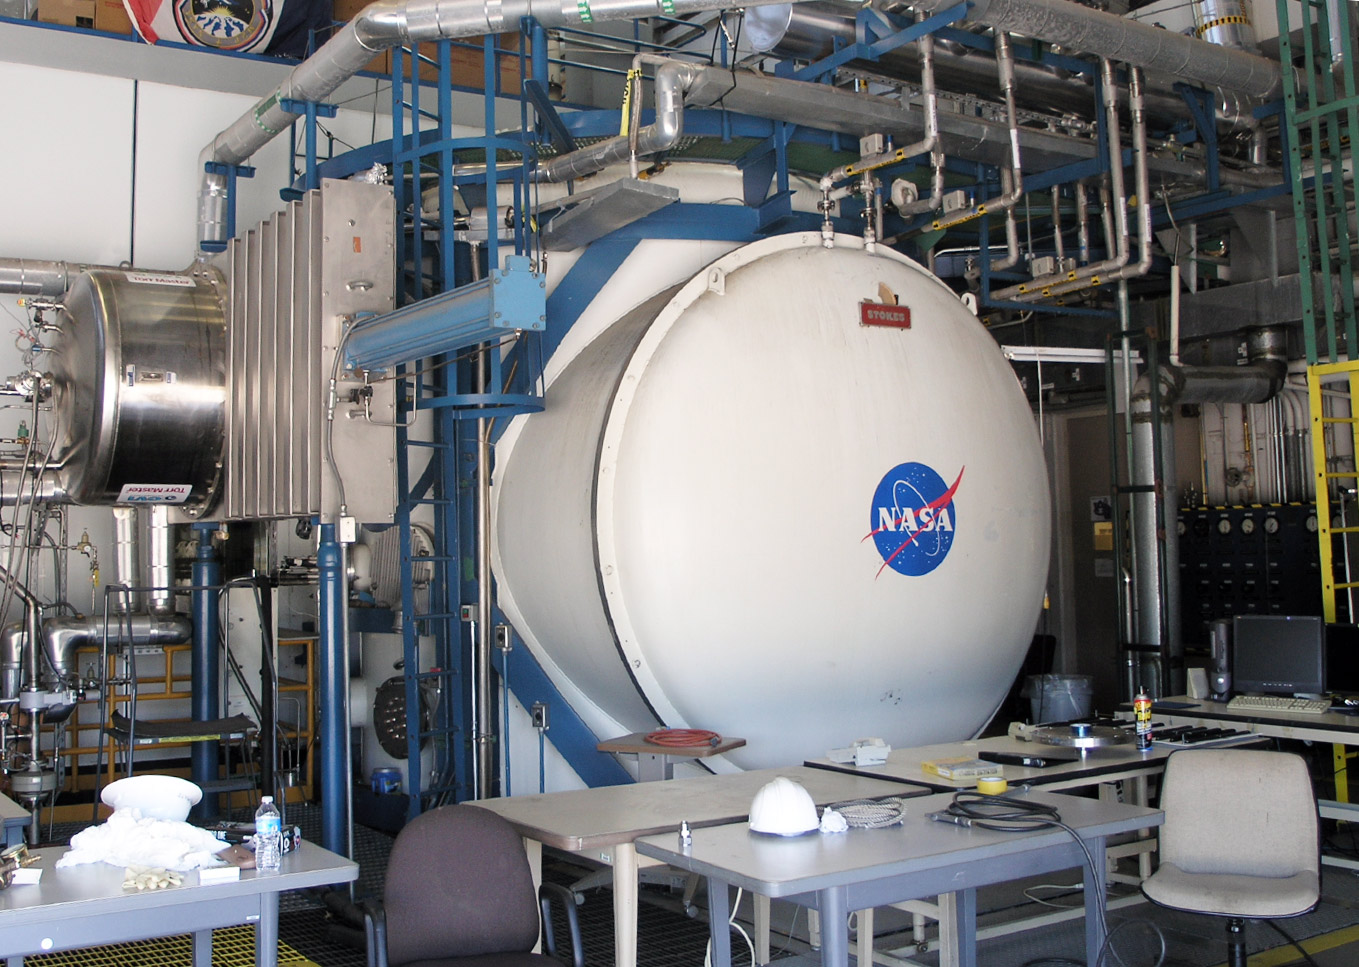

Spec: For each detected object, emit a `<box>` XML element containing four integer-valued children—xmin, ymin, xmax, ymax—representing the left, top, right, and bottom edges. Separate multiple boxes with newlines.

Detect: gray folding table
<box><xmin>0</xmin><ymin>841</ymin><xmax>357</xmax><ymax>967</ymax></box>
<box><xmin>637</xmin><ymin>789</ymin><xmax>1163</xmax><ymax>967</ymax></box>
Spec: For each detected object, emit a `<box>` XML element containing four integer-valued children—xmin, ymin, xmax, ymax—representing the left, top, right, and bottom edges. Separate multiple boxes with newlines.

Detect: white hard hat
<box><xmin>748</xmin><ymin>776</ymin><xmax>820</xmax><ymax>836</ymax></box>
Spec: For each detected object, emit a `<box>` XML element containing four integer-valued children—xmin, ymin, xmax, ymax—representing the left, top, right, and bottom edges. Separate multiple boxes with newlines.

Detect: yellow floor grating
<box><xmin>21</xmin><ymin>925</ymin><xmax>319</xmax><ymax>967</ymax></box>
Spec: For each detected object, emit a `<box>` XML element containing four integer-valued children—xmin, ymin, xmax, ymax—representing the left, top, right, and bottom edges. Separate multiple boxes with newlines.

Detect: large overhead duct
<box><xmin>903</xmin><ymin>0</ymin><xmax>1285</xmax><ymax>100</ymax></box>
<box><xmin>744</xmin><ymin>2</ymin><xmax>1252</xmax><ymax>127</ymax></box>
<box><xmin>196</xmin><ymin>0</ymin><xmax>805</xmax><ymax>250</ymax></box>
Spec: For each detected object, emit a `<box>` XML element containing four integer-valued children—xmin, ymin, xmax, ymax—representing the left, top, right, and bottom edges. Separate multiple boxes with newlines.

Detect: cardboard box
<box><xmin>93</xmin><ymin>0</ymin><xmax>131</xmax><ymax>34</ymax></box>
<box><xmin>38</xmin><ymin>0</ymin><xmax>94</xmax><ymax>28</ymax></box>
<box><xmin>397</xmin><ymin>37</ymin><xmax>522</xmax><ymax>95</ymax></box>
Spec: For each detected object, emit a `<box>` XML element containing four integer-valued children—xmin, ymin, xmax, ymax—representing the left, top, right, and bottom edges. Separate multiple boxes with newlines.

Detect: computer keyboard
<box><xmin>1226</xmin><ymin>694</ymin><xmax>1331</xmax><ymax>715</ymax></box>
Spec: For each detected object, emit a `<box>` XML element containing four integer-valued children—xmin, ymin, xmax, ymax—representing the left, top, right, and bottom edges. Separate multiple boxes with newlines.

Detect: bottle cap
<box><xmin>261</xmin><ymin>796</ymin><xmax>273</xmax><ymax>803</ymax></box>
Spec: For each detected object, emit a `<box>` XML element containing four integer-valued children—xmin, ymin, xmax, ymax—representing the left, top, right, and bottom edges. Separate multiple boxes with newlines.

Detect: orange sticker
<box><xmin>353</xmin><ymin>236</ymin><xmax>362</xmax><ymax>253</ymax></box>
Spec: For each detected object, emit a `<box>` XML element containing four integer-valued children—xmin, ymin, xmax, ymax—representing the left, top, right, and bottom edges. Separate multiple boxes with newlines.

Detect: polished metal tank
<box><xmin>493</xmin><ymin>232</ymin><xmax>1052</xmax><ymax>771</ymax></box>
<box><xmin>51</xmin><ymin>268</ymin><xmax>227</xmax><ymax>511</ymax></box>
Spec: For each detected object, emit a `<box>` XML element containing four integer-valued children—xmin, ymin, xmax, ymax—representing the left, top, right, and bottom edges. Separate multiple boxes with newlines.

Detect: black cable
<box><xmin>938</xmin><ymin>792</ymin><xmax>1167</xmax><ymax>967</ymax></box>
<box><xmin>1265</xmin><ymin>919</ymin><xmax>1323</xmax><ymax>967</ymax></box>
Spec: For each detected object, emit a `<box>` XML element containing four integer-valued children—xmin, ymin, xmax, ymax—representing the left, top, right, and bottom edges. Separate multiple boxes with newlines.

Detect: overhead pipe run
<box><xmin>195</xmin><ymin>0</ymin><xmax>804</xmax><ymax>249</ymax></box>
<box><xmin>747</xmin><ymin>2</ymin><xmax>1258</xmax><ymax>129</ymax></box>
<box><xmin>929</xmin><ymin>31</ymin><xmax>1023</xmax><ymax>233</ymax></box>
<box><xmin>901</xmin><ymin>0</ymin><xmax>1286</xmax><ymax>101</ymax></box>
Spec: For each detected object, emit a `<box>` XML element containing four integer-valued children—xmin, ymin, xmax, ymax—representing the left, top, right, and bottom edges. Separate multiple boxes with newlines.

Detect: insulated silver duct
<box><xmin>1129</xmin><ymin>326</ymin><xmax>1286</xmax><ymax>695</ymax></box>
<box><xmin>147</xmin><ymin>505</ymin><xmax>174</xmax><ymax>616</ymax></box>
<box><xmin>196</xmin><ymin>0</ymin><xmax>803</xmax><ymax>249</ymax></box>
<box><xmin>112</xmin><ymin>507</ymin><xmax>140</xmax><ymax>614</ymax></box>
<box><xmin>537</xmin><ymin>57</ymin><xmax>700</xmax><ymax>182</ymax></box>
<box><xmin>904</xmin><ymin>0</ymin><xmax>1285</xmax><ymax>100</ymax></box>
<box><xmin>0</xmin><ymin>259</ymin><xmax>106</xmax><ymax>297</ymax></box>
<box><xmin>42</xmin><ymin>612</ymin><xmax>193</xmax><ymax>681</ymax></box>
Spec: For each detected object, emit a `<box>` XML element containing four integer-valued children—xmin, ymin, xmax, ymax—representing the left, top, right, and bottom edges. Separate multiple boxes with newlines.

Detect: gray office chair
<box><xmin>1141</xmin><ymin>748</ymin><xmax>1320</xmax><ymax>967</ymax></box>
<box><xmin>363</xmin><ymin>804</ymin><xmax>583</xmax><ymax>967</ymax></box>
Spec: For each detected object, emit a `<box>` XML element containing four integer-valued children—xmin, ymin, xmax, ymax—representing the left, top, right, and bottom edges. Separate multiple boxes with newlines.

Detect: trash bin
<box><xmin>1023</xmin><ymin>674</ymin><xmax>1094</xmax><ymax>724</ymax></box>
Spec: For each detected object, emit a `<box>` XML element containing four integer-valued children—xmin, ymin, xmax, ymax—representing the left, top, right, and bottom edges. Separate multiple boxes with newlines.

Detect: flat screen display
<box><xmin>1232</xmin><ymin>615</ymin><xmax>1326</xmax><ymax>697</ymax></box>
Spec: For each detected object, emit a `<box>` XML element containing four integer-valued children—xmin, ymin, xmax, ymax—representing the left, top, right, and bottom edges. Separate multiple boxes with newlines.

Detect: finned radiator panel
<box><xmin>224</xmin><ymin>180</ymin><xmax>397</xmax><ymax>523</ymax></box>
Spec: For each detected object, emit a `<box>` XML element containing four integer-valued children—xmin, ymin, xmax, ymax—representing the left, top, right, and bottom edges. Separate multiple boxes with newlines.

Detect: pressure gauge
<box><xmin>1240</xmin><ymin>518</ymin><xmax>1256</xmax><ymax>535</ymax></box>
<box><xmin>1307</xmin><ymin>515</ymin><xmax>1319</xmax><ymax>533</ymax></box>
<box><xmin>1217</xmin><ymin>519</ymin><xmax>1233</xmax><ymax>535</ymax></box>
<box><xmin>1264</xmin><ymin>516</ymin><xmax>1281</xmax><ymax>535</ymax></box>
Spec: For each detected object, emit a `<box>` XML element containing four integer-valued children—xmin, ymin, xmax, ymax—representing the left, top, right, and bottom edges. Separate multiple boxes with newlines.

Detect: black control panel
<box><xmin>1177</xmin><ymin>503</ymin><xmax>1339</xmax><ymax>649</ymax></box>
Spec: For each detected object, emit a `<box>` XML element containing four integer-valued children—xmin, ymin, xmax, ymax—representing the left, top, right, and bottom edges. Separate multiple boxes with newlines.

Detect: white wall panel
<box><xmin>0</xmin><ymin>62</ymin><xmax>134</xmax><ymax>266</ymax></box>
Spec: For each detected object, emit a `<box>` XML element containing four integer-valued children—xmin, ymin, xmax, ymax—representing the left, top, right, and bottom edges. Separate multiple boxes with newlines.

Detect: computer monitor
<box><xmin>1232</xmin><ymin>615</ymin><xmax>1327</xmax><ymax>698</ymax></box>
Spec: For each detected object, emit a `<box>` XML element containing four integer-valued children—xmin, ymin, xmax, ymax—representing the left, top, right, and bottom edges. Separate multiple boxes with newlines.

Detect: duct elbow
<box><xmin>352</xmin><ymin>0</ymin><xmax>412</xmax><ymax>48</ymax></box>
<box><xmin>1246</xmin><ymin>326</ymin><xmax>1288</xmax><ymax>398</ymax></box>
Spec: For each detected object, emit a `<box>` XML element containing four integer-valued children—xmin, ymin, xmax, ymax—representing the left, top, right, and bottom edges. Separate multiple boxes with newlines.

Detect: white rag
<box><xmin>57</xmin><ymin>809</ymin><xmax>227</xmax><ymax>872</ymax></box>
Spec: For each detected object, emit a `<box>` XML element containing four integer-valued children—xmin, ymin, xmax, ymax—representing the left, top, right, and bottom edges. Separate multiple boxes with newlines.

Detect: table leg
<box><xmin>936</xmin><ymin>893</ymin><xmax>960</xmax><ymax>967</ymax></box>
<box><xmin>953</xmin><ymin>890</ymin><xmax>977</xmax><ymax>967</ymax></box>
<box><xmin>193</xmin><ymin>929</ymin><xmax>212</xmax><ymax>967</ymax></box>
<box><xmin>818</xmin><ymin>887</ymin><xmax>849</xmax><ymax>967</ymax></box>
<box><xmin>256</xmin><ymin>892</ymin><xmax>280</xmax><ymax>967</ymax></box>
<box><xmin>856</xmin><ymin>907</ymin><xmax>874</xmax><ymax>967</ymax></box>
<box><xmin>708</xmin><ymin>878</ymin><xmax>733</xmax><ymax>967</ymax></box>
<box><xmin>754</xmin><ymin>893</ymin><xmax>771</xmax><ymax>964</ymax></box>
<box><xmin>1083</xmin><ymin>836</ymin><xmax>1108</xmax><ymax>964</ymax></box>
<box><xmin>613</xmin><ymin>841</ymin><xmax>640</xmax><ymax>967</ymax></box>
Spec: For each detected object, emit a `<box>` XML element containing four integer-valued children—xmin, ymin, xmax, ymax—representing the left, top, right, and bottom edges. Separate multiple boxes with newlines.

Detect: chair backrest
<box><xmin>1158</xmin><ymin>748</ymin><xmax>1318</xmax><ymax>879</ymax></box>
<box><xmin>383</xmin><ymin>804</ymin><xmax>540</xmax><ymax>967</ymax></box>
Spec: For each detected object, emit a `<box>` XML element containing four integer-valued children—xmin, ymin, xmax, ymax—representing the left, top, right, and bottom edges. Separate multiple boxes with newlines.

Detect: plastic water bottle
<box><xmin>254</xmin><ymin>796</ymin><xmax>282</xmax><ymax>874</ymax></box>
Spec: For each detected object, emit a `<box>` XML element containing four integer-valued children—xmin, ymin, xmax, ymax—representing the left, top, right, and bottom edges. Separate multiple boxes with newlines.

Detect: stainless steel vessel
<box><xmin>51</xmin><ymin>268</ymin><xmax>227</xmax><ymax>511</ymax></box>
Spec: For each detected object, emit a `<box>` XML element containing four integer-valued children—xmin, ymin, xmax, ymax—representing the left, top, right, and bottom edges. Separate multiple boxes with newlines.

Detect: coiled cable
<box><xmin>827</xmin><ymin>797</ymin><xmax>910</xmax><ymax>828</ymax></box>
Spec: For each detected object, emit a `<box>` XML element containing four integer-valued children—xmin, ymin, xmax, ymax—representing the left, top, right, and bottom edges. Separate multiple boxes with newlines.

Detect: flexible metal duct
<box><xmin>196</xmin><ymin>0</ymin><xmax>804</xmax><ymax>249</ymax></box>
<box><xmin>1129</xmin><ymin>326</ymin><xmax>1286</xmax><ymax>696</ymax></box>
<box><xmin>903</xmin><ymin>0</ymin><xmax>1284</xmax><ymax>100</ymax></box>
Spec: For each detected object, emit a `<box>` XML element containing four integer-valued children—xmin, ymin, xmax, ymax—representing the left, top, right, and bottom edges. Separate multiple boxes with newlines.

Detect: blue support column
<box><xmin>190</xmin><ymin>523</ymin><xmax>220</xmax><ymax>819</ymax></box>
<box><xmin>317</xmin><ymin>522</ymin><xmax>350</xmax><ymax>856</ymax></box>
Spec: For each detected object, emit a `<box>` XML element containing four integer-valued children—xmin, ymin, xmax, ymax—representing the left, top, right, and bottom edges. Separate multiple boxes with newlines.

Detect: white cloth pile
<box><xmin>57</xmin><ymin>809</ymin><xmax>227</xmax><ymax>872</ymax></box>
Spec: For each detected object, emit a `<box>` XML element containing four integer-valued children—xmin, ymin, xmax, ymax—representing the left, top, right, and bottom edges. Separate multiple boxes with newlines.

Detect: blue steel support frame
<box><xmin>190</xmin><ymin>523</ymin><xmax>221</xmax><ymax>820</ymax></box>
<box><xmin>281</xmin><ymin>97</ymin><xmax>339</xmax><ymax>194</ymax></box>
<box><xmin>317</xmin><ymin>522</ymin><xmax>349</xmax><ymax>855</ymax></box>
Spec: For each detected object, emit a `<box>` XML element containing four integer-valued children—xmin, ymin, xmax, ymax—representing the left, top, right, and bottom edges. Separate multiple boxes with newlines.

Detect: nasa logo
<box><xmin>176</xmin><ymin>0</ymin><xmax>271</xmax><ymax>50</ymax></box>
<box><xmin>865</xmin><ymin>462</ymin><xmax>964</xmax><ymax>577</ymax></box>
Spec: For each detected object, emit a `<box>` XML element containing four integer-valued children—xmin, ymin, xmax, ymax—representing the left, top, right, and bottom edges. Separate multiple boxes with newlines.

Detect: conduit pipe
<box><xmin>1129</xmin><ymin>326</ymin><xmax>1287</xmax><ymax>694</ymax></box>
<box><xmin>1038</xmin><ymin>65</ymin><xmax>1153</xmax><ymax>298</ymax></box>
<box><xmin>822</xmin><ymin>20</ymin><xmax>942</xmax><ymax>210</ymax></box>
<box><xmin>930</xmin><ymin>31</ymin><xmax>1023</xmax><ymax>233</ymax></box>
<box><xmin>1075</xmin><ymin>180</ymin><xmax>1090</xmax><ymax>263</ymax></box>
<box><xmin>995</xmin><ymin>59</ymin><xmax>1129</xmax><ymax>301</ymax></box>
<box><xmin>901</xmin><ymin>0</ymin><xmax>1286</xmax><ymax>101</ymax></box>
<box><xmin>196</xmin><ymin>0</ymin><xmax>801</xmax><ymax>248</ymax></box>
<box><xmin>897</xmin><ymin>28</ymin><xmax>944</xmax><ymax>216</ymax></box>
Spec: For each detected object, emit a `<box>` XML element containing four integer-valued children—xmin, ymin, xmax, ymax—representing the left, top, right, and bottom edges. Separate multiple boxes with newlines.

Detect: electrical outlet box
<box><xmin>495</xmin><ymin>624</ymin><xmax>511</xmax><ymax>651</ymax></box>
<box><xmin>941</xmin><ymin>190</ymin><xmax>968</xmax><ymax>214</ymax></box>
<box><xmin>859</xmin><ymin>133</ymin><xmax>886</xmax><ymax>157</ymax></box>
<box><xmin>460</xmin><ymin>604</ymin><xmax>477</xmax><ymax>622</ymax></box>
<box><xmin>531</xmin><ymin>702</ymin><xmax>549</xmax><ymax>730</ymax></box>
